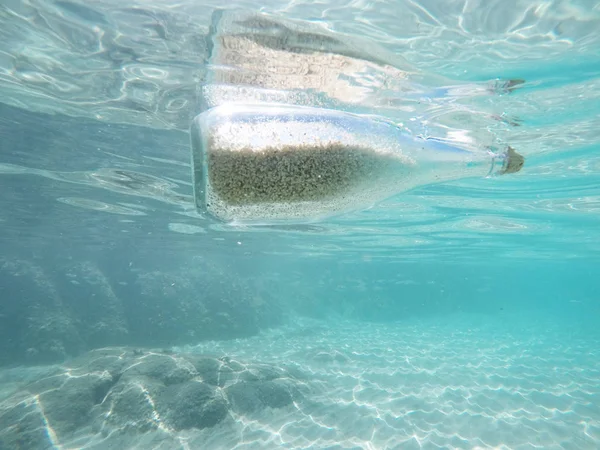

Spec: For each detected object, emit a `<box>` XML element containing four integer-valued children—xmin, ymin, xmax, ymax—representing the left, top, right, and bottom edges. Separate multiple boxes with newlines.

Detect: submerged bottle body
<box><xmin>190</xmin><ymin>103</ymin><xmax>519</xmax><ymax>225</ymax></box>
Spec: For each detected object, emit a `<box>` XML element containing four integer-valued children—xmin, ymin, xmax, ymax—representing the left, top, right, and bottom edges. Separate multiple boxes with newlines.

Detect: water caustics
<box><xmin>0</xmin><ymin>1</ymin><xmax>599</xmax><ymax>260</ymax></box>
<box><xmin>1</xmin><ymin>2</ymin><xmax>600</xmax><ymax>450</ymax></box>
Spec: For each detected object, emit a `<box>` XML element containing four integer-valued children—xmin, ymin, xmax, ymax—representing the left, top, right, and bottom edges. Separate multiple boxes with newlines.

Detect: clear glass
<box><xmin>191</xmin><ymin>103</ymin><xmax>512</xmax><ymax>224</ymax></box>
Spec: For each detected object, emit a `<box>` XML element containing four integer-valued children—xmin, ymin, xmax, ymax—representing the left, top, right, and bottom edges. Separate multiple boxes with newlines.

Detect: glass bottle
<box><xmin>190</xmin><ymin>103</ymin><xmax>524</xmax><ymax>225</ymax></box>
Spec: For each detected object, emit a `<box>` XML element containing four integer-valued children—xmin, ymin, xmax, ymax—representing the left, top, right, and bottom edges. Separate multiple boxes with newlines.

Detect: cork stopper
<box><xmin>501</xmin><ymin>146</ymin><xmax>525</xmax><ymax>174</ymax></box>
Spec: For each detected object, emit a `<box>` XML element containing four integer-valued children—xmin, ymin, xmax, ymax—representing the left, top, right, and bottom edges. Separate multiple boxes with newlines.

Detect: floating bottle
<box><xmin>190</xmin><ymin>103</ymin><xmax>524</xmax><ymax>225</ymax></box>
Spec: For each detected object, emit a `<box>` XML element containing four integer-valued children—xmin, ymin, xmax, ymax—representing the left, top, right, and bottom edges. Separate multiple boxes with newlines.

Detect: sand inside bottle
<box><xmin>195</xmin><ymin>115</ymin><xmax>416</xmax><ymax>223</ymax></box>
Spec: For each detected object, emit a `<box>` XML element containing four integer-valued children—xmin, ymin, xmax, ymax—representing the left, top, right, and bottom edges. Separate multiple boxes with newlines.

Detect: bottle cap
<box><xmin>500</xmin><ymin>146</ymin><xmax>525</xmax><ymax>174</ymax></box>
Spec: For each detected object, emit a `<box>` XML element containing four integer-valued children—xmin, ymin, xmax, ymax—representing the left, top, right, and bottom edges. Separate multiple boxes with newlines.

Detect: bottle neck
<box><xmin>403</xmin><ymin>143</ymin><xmax>523</xmax><ymax>188</ymax></box>
<box><xmin>411</xmin><ymin>136</ymin><xmax>518</xmax><ymax>178</ymax></box>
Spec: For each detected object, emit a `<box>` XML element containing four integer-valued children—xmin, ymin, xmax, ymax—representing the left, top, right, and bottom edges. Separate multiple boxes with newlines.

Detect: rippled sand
<box><xmin>180</xmin><ymin>313</ymin><xmax>600</xmax><ymax>449</ymax></box>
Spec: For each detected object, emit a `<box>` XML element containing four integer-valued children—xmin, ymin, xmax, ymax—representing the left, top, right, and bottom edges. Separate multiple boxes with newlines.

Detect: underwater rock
<box><xmin>0</xmin><ymin>258</ymin><xmax>84</xmax><ymax>366</ymax></box>
<box><xmin>0</xmin><ymin>347</ymin><xmax>304</xmax><ymax>448</ymax></box>
<box><xmin>0</xmin><ymin>394</ymin><xmax>57</xmax><ymax>450</ymax></box>
<box><xmin>0</xmin><ymin>258</ymin><xmax>129</xmax><ymax>366</ymax></box>
<box><xmin>118</xmin><ymin>352</ymin><xmax>198</xmax><ymax>386</ymax></box>
<box><xmin>125</xmin><ymin>257</ymin><xmax>282</xmax><ymax>346</ymax></box>
<box><xmin>28</xmin><ymin>370</ymin><xmax>116</xmax><ymax>436</ymax></box>
<box><xmin>56</xmin><ymin>261</ymin><xmax>129</xmax><ymax>348</ymax></box>
<box><xmin>0</xmin><ymin>362</ymin><xmax>117</xmax><ymax>449</ymax></box>
<box><xmin>158</xmin><ymin>381</ymin><xmax>228</xmax><ymax>430</ymax></box>
<box><xmin>100</xmin><ymin>374</ymin><xmax>165</xmax><ymax>433</ymax></box>
<box><xmin>186</xmin><ymin>355</ymin><xmax>223</xmax><ymax>386</ymax></box>
<box><xmin>0</xmin><ymin>253</ymin><xmax>281</xmax><ymax>366</ymax></box>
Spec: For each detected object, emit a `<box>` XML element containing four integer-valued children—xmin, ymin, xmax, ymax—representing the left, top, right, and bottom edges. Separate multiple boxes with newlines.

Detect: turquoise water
<box><xmin>0</xmin><ymin>1</ymin><xmax>599</xmax><ymax>449</ymax></box>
